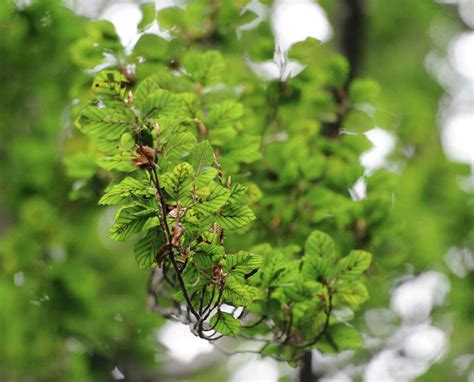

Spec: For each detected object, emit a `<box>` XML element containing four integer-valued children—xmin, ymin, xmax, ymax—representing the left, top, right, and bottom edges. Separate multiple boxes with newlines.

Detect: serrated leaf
<box><xmin>97</xmin><ymin>152</ymin><xmax>137</xmax><ymax>172</ymax></box>
<box><xmin>183</xmin><ymin>51</ymin><xmax>225</xmax><ymax>86</ymax></box>
<box><xmin>193</xmin><ymin>184</ymin><xmax>230</xmax><ymax>215</ymax></box>
<box><xmin>304</xmin><ymin>230</ymin><xmax>336</xmax><ymax>261</ymax></box>
<box><xmin>210</xmin><ymin>312</ymin><xmax>240</xmax><ymax>336</ymax></box>
<box><xmin>163</xmin><ymin>132</ymin><xmax>196</xmax><ymax>164</ymax></box>
<box><xmin>161</xmin><ymin>162</ymin><xmax>194</xmax><ymax>202</ymax></box>
<box><xmin>336</xmin><ymin>250</ymin><xmax>372</xmax><ymax>277</ymax></box>
<box><xmin>224</xmin><ymin>135</ymin><xmax>262</xmax><ymax>164</ymax></box>
<box><xmin>335</xmin><ymin>282</ymin><xmax>369</xmax><ymax>308</ymax></box>
<box><xmin>109</xmin><ymin>205</ymin><xmax>155</xmax><ymax>241</ymax></box>
<box><xmin>301</xmin><ymin>256</ymin><xmax>332</xmax><ymax>280</ymax></box>
<box><xmin>134</xmin><ymin>76</ymin><xmax>160</xmax><ymax>107</ymax></box>
<box><xmin>134</xmin><ymin>228</ymin><xmax>165</xmax><ymax>269</ymax></box>
<box><xmin>190</xmin><ymin>140</ymin><xmax>214</xmax><ymax>176</ymax></box>
<box><xmin>80</xmin><ymin>106</ymin><xmax>135</xmax><ymax>140</ymax></box>
<box><xmin>207</xmin><ymin>101</ymin><xmax>243</xmax><ymax>129</ymax></box>
<box><xmin>141</xmin><ymin>89</ymin><xmax>182</xmax><ymax>119</ymax></box>
<box><xmin>223</xmin><ymin>275</ymin><xmax>261</xmax><ymax>306</ymax></box>
<box><xmin>317</xmin><ymin>325</ymin><xmax>363</xmax><ymax>353</ymax></box>
<box><xmin>194</xmin><ymin>243</ymin><xmax>225</xmax><ymax>269</ymax></box>
<box><xmin>91</xmin><ymin>70</ymin><xmax>128</xmax><ymax>98</ymax></box>
<box><xmin>225</xmin><ymin>251</ymin><xmax>262</xmax><ymax>276</ymax></box>
<box><xmin>216</xmin><ymin>204</ymin><xmax>256</xmax><ymax>230</ymax></box>
<box><xmin>99</xmin><ymin>177</ymin><xmax>153</xmax><ymax>205</ymax></box>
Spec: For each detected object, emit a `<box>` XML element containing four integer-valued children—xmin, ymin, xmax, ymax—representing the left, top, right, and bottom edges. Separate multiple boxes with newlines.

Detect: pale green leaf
<box><xmin>210</xmin><ymin>312</ymin><xmax>240</xmax><ymax>336</ymax></box>
<box><xmin>99</xmin><ymin>177</ymin><xmax>153</xmax><ymax>205</ymax></box>
<box><xmin>225</xmin><ymin>251</ymin><xmax>262</xmax><ymax>276</ymax></box>
<box><xmin>336</xmin><ymin>250</ymin><xmax>372</xmax><ymax>277</ymax></box>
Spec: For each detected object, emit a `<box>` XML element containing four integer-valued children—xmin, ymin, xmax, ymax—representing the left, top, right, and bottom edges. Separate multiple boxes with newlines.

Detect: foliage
<box><xmin>74</xmin><ymin>47</ymin><xmax>372</xmax><ymax>359</ymax></box>
<box><xmin>1</xmin><ymin>0</ymin><xmax>472</xmax><ymax>381</ymax></box>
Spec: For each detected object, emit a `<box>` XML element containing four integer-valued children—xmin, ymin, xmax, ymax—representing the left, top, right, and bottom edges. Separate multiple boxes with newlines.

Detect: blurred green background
<box><xmin>0</xmin><ymin>0</ymin><xmax>472</xmax><ymax>381</ymax></box>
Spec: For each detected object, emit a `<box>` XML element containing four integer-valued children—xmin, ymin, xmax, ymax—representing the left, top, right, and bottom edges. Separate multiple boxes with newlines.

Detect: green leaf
<box><xmin>80</xmin><ymin>106</ymin><xmax>135</xmax><ymax>140</ymax></box>
<box><xmin>336</xmin><ymin>250</ymin><xmax>372</xmax><ymax>277</ymax></box>
<box><xmin>138</xmin><ymin>3</ymin><xmax>157</xmax><ymax>31</ymax></box>
<box><xmin>97</xmin><ymin>152</ymin><xmax>137</xmax><ymax>172</ymax></box>
<box><xmin>335</xmin><ymin>282</ymin><xmax>369</xmax><ymax>308</ymax></box>
<box><xmin>141</xmin><ymin>89</ymin><xmax>182</xmax><ymax>119</ymax></box>
<box><xmin>301</xmin><ymin>257</ymin><xmax>332</xmax><ymax>280</ymax></box>
<box><xmin>216</xmin><ymin>204</ymin><xmax>256</xmax><ymax>230</ymax></box>
<box><xmin>109</xmin><ymin>205</ymin><xmax>155</xmax><ymax>241</ymax></box>
<box><xmin>207</xmin><ymin>101</ymin><xmax>243</xmax><ymax>129</ymax></box>
<box><xmin>349</xmin><ymin>78</ymin><xmax>380</xmax><ymax>104</ymax></box>
<box><xmin>99</xmin><ymin>177</ymin><xmax>153</xmax><ymax>206</ymax></box>
<box><xmin>223</xmin><ymin>275</ymin><xmax>261</xmax><ymax>306</ymax></box>
<box><xmin>225</xmin><ymin>251</ymin><xmax>262</xmax><ymax>276</ymax></box>
<box><xmin>91</xmin><ymin>70</ymin><xmax>128</xmax><ymax>98</ymax></box>
<box><xmin>194</xmin><ymin>243</ymin><xmax>225</xmax><ymax>269</ymax></box>
<box><xmin>134</xmin><ymin>76</ymin><xmax>160</xmax><ymax>107</ymax></box>
<box><xmin>161</xmin><ymin>162</ymin><xmax>194</xmax><ymax>201</ymax></box>
<box><xmin>163</xmin><ymin>132</ymin><xmax>196</xmax><ymax>164</ymax></box>
<box><xmin>317</xmin><ymin>325</ymin><xmax>363</xmax><ymax>353</ymax></box>
<box><xmin>223</xmin><ymin>135</ymin><xmax>262</xmax><ymax>164</ymax></box>
<box><xmin>304</xmin><ymin>230</ymin><xmax>336</xmax><ymax>260</ymax></box>
<box><xmin>210</xmin><ymin>312</ymin><xmax>240</xmax><ymax>336</ymax></box>
<box><xmin>193</xmin><ymin>184</ymin><xmax>230</xmax><ymax>215</ymax></box>
<box><xmin>190</xmin><ymin>140</ymin><xmax>214</xmax><ymax>176</ymax></box>
<box><xmin>183</xmin><ymin>51</ymin><xmax>225</xmax><ymax>86</ymax></box>
<box><xmin>134</xmin><ymin>229</ymin><xmax>165</xmax><ymax>269</ymax></box>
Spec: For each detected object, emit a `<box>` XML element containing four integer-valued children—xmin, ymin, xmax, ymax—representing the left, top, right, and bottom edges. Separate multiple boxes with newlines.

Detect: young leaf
<box><xmin>99</xmin><ymin>177</ymin><xmax>153</xmax><ymax>205</ymax></box>
<box><xmin>140</xmin><ymin>89</ymin><xmax>182</xmax><ymax>119</ymax></box>
<box><xmin>223</xmin><ymin>275</ymin><xmax>261</xmax><ymax>306</ymax></box>
<box><xmin>162</xmin><ymin>132</ymin><xmax>196</xmax><ymax>164</ymax></box>
<box><xmin>134</xmin><ymin>228</ymin><xmax>165</xmax><ymax>269</ymax></box>
<box><xmin>207</xmin><ymin>101</ymin><xmax>244</xmax><ymax>129</ymax></box>
<box><xmin>336</xmin><ymin>250</ymin><xmax>372</xmax><ymax>277</ymax></box>
<box><xmin>301</xmin><ymin>257</ymin><xmax>332</xmax><ymax>280</ymax></box>
<box><xmin>109</xmin><ymin>205</ymin><xmax>155</xmax><ymax>241</ymax></box>
<box><xmin>194</xmin><ymin>243</ymin><xmax>225</xmax><ymax>270</ymax></box>
<box><xmin>134</xmin><ymin>76</ymin><xmax>160</xmax><ymax>107</ymax></box>
<box><xmin>97</xmin><ymin>152</ymin><xmax>137</xmax><ymax>172</ymax></box>
<box><xmin>183</xmin><ymin>51</ymin><xmax>225</xmax><ymax>86</ymax></box>
<box><xmin>161</xmin><ymin>162</ymin><xmax>194</xmax><ymax>201</ymax></box>
<box><xmin>304</xmin><ymin>230</ymin><xmax>336</xmax><ymax>261</ymax></box>
<box><xmin>335</xmin><ymin>282</ymin><xmax>369</xmax><ymax>308</ymax></box>
<box><xmin>210</xmin><ymin>312</ymin><xmax>240</xmax><ymax>336</ymax></box>
<box><xmin>193</xmin><ymin>184</ymin><xmax>230</xmax><ymax>215</ymax></box>
<box><xmin>216</xmin><ymin>204</ymin><xmax>256</xmax><ymax>230</ymax></box>
<box><xmin>225</xmin><ymin>251</ymin><xmax>262</xmax><ymax>276</ymax></box>
<box><xmin>80</xmin><ymin>106</ymin><xmax>135</xmax><ymax>140</ymax></box>
<box><xmin>190</xmin><ymin>140</ymin><xmax>214</xmax><ymax>176</ymax></box>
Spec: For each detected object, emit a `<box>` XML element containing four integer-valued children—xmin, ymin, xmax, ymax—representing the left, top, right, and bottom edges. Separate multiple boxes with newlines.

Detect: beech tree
<box><xmin>0</xmin><ymin>1</ymin><xmax>472</xmax><ymax>381</ymax></box>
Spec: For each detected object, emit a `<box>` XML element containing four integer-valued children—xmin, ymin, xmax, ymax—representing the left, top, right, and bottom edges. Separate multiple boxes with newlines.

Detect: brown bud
<box><xmin>132</xmin><ymin>145</ymin><xmax>156</xmax><ymax>168</ymax></box>
<box><xmin>171</xmin><ymin>223</ymin><xmax>185</xmax><ymax>247</ymax></box>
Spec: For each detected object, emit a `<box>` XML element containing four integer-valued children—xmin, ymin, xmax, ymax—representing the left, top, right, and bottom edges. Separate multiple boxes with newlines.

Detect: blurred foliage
<box><xmin>0</xmin><ymin>0</ymin><xmax>472</xmax><ymax>381</ymax></box>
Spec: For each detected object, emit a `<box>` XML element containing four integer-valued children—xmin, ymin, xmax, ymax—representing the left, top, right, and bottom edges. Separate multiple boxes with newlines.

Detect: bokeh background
<box><xmin>0</xmin><ymin>0</ymin><xmax>473</xmax><ymax>381</ymax></box>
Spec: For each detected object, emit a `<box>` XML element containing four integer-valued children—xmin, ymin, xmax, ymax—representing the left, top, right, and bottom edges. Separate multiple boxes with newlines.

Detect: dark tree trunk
<box><xmin>340</xmin><ymin>0</ymin><xmax>367</xmax><ymax>79</ymax></box>
<box><xmin>299</xmin><ymin>352</ymin><xmax>314</xmax><ymax>382</ymax></box>
<box><xmin>300</xmin><ymin>1</ymin><xmax>367</xmax><ymax>379</ymax></box>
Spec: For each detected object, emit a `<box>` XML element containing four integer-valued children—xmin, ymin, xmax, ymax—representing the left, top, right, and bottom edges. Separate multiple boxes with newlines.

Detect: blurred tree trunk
<box><xmin>299</xmin><ymin>1</ymin><xmax>367</xmax><ymax>380</ymax></box>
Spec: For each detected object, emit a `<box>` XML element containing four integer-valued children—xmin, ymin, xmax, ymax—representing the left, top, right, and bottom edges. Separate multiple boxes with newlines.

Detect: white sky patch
<box><xmin>111</xmin><ymin>366</ymin><xmax>125</xmax><ymax>380</ymax></box>
<box><xmin>449</xmin><ymin>31</ymin><xmax>474</xmax><ymax>81</ymax></box>
<box><xmin>360</xmin><ymin>128</ymin><xmax>396</xmax><ymax>172</ymax></box>
<box><xmin>390</xmin><ymin>272</ymin><xmax>450</xmax><ymax>323</ymax></box>
<box><xmin>272</xmin><ymin>0</ymin><xmax>333</xmax><ymax>51</ymax></box>
<box><xmin>158</xmin><ymin>321</ymin><xmax>213</xmax><ymax>363</ymax></box>
<box><xmin>441</xmin><ymin>112</ymin><xmax>474</xmax><ymax>164</ymax></box>
<box><xmin>102</xmin><ymin>2</ymin><xmax>142</xmax><ymax>52</ymax></box>
<box><xmin>230</xmin><ymin>357</ymin><xmax>280</xmax><ymax>382</ymax></box>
